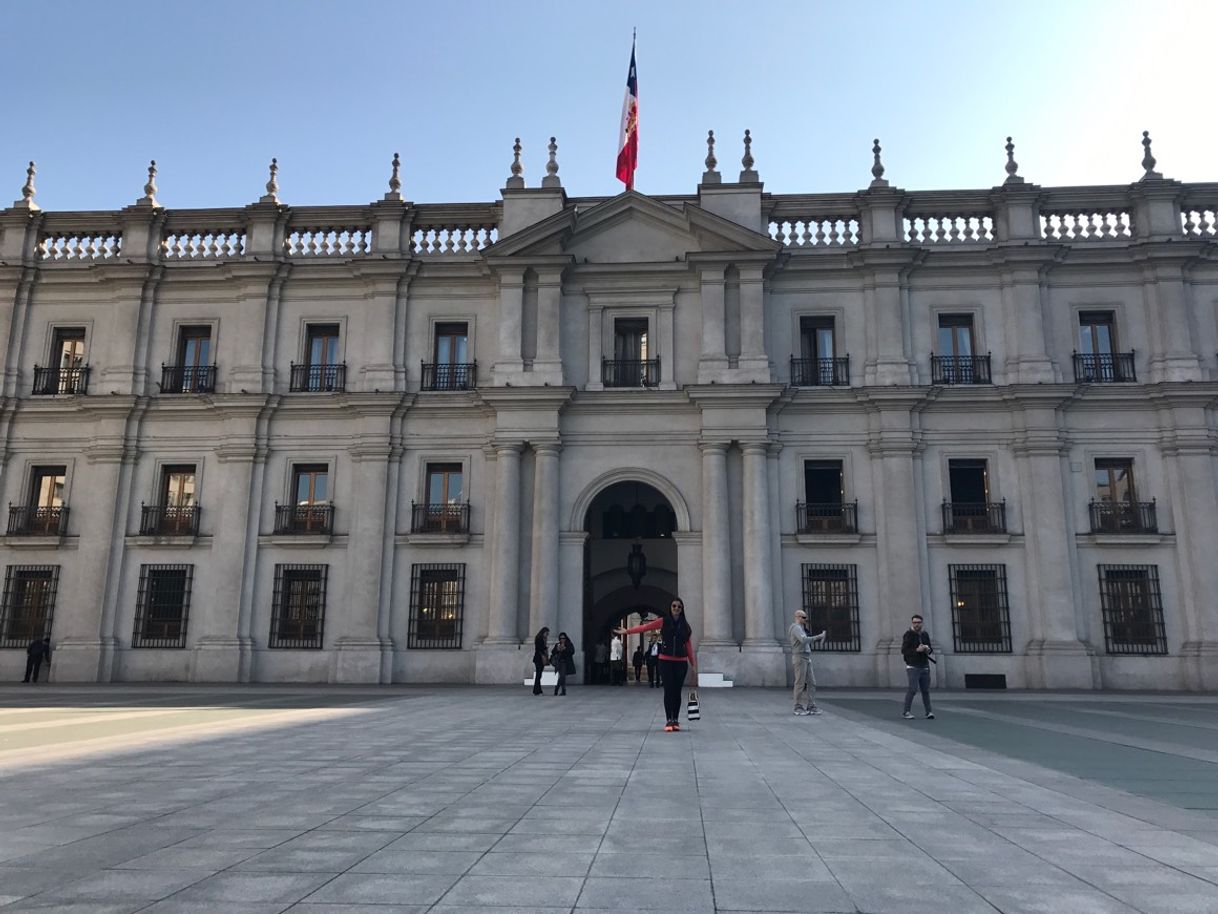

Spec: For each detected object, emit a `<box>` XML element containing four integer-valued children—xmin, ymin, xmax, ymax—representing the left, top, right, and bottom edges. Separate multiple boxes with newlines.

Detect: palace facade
<box><xmin>2</xmin><ymin>135</ymin><xmax>1217</xmax><ymax>689</ymax></box>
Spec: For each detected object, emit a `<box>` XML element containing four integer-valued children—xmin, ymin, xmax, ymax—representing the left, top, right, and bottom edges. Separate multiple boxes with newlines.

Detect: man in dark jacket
<box><xmin>900</xmin><ymin>615</ymin><xmax>934</xmax><ymax>719</ymax></box>
<box><xmin>23</xmin><ymin>637</ymin><xmax>52</xmax><ymax>683</ymax></box>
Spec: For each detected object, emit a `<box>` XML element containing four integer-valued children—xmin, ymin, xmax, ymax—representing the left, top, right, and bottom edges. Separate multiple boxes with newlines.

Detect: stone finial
<box><xmin>384</xmin><ymin>152</ymin><xmax>403</xmax><ymax>201</ymax></box>
<box><xmin>135</xmin><ymin>159</ymin><xmax>160</xmax><ymax>207</ymax></box>
<box><xmin>739</xmin><ymin>129</ymin><xmax>758</xmax><ymax>182</ymax></box>
<box><xmin>13</xmin><ymin>160</ymin><xmax>38</xmax><ymax>211</ymax></box>
<box><xmin>1003</xmin><ymin>136</ymin><xmax>1023</xmax><ymax>185</ymax></box>
<box><xmin>542</xmin><ymin>136</ymin><xmax>561</xmax><ymax>188</ymax></box>
<box><xmin>869</xmin><ymin>138</ymin><xmax>889</xmax><ymax>188</ymax></box>
<box><xmin>506</xmin><ymin>137</ymin><xmax>525</xmax><ymax>189</ymax></box>
<box><xmin>260</xmin><ymin>157</ymin><xmax>280</xmax><ymax>203</ymax></box>
<box><xmin>1140</xmin><ymin>130</ymin><xmax>1162</xmax><ymax>180</ymax></box>
<box><xmin>702</xmin><ymin>130</ymin><xmax>720</xmax><ymax>184</ymax></box>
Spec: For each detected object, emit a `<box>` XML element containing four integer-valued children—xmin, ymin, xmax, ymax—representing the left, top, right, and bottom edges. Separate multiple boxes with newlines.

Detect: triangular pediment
<box><xmin>484</xmin><ymin>190</ymin><xmax>780</xmax><ymax>263</ymax></box>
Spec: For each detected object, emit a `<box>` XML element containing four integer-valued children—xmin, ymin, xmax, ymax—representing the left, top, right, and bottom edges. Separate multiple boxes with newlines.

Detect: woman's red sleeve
<box><xmin>623</xmin><ymin>618</ymin><xmax>664</xmax><ymax>636</ymax></box>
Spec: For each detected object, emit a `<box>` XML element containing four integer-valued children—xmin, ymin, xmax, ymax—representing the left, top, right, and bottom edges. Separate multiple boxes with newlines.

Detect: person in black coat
<box><xmin>631</xmin><ymin>644</ymin><xmax>644</xmax><ymax>682</ymax></box>
<box><xmin>23</xmin><ymin>637</ymin><xmax>51</xmax><ymax>683</ymax></box>
<box><xmin>901</xmin><ymin>615</ymin><xmax>935</xmax><ymax>719</ymax></box>
<box><xmin>552</xmin><ymin>632</ymin><xmax>575</xmax><ymax>695</ymax></box>
<box><xmin>532</xmin><ymin>627</ymin><xmax>550</xmax><ymax>695</ymax></box>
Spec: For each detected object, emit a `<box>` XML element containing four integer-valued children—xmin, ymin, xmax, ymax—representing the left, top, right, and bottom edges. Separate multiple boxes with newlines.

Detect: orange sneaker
<box><xmin>672</xmin><ymin>722</ymin><xmax>681</xmax><ymax>731</ymax></box>
<box><xmin>664</xmin><ymin>723</ymin><xmax>675</xmax><ymax>732</ymax></box>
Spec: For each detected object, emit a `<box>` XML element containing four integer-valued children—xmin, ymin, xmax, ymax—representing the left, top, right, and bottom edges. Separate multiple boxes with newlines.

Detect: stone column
<box><xmin>1138</xmin><ymin>256</ymin><xmax>1201</xmax><ymax>382</ymax></box>
<box><xmin>485</xmin><ymin>441</ymin><xmax>523</xmax><ymax>642</ymax></box>
<box><xmin>699</xmin><ymin>442</ymin><xmax>732</xmax><ymax>645</ymax></box>
<box><xmin>736</xmin><ymin>266</ymin><xmax>770</xmax><ymax>381</ymax></box>
<box><xmin>494</xmin><ymin>271</ymin><xmax>525</xmax><ymax>382</ymax></box>
<box><xmin>532</xmin><ymin>271</ymin><xmax>564</xmax><ymax>385</ymax></box>
<box><xmin>557</xmin><ymin>531</ymin><xmax>587</xmax><ymax>649</ymax></box>
<box><xmin>528</xmin><ymin>442</ymin><xmax>561</xmax><ymax>639</ymax></box>
<box><xmin>585</xmin><ymin>301</ymin><xmax>604</xmax><ymax>391</ymax></box>
<box><xmin>697</xmin><ymin>266</ymin><xmax>728</xmax><ymax>382</ymax></box>
<box><xmin>740</xmin><ymin>441</ymin><xmax>784</xmax><ymax>684</ymax></box>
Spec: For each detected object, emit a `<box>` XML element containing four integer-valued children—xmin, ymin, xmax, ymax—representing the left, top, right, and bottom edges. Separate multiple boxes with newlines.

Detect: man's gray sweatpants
<box><xmin>793</xmin><ymin>656</ymin><xmax>816</xmax><ymax>710</ymax></box>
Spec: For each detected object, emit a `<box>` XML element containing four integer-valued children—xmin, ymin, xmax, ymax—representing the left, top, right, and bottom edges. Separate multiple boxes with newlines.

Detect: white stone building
<box><xmin>2</xmin><ymin>134</ymin><xmax>1217</xmax><ymax>690</ymax></box>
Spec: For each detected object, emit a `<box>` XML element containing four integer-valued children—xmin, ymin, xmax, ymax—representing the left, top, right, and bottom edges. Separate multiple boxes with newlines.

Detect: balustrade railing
<box><xmin>139</xmin><ymin>504</ymin><xmax>200</xmax><ymax>536</ymax></box>
<box><xmin>790</xmin><ymin>356</ymin><xmax>849</xmax><ymax>386</ymax></box>
<box><xmin>602</xmin><ymin>358</ymin><xmax>660</xmax><ymax>388</ymax></box>
<box><xmin>796</xmin><ymin>501</ymin><xmax>858</xmax><ymax>534</ymax></box>
<box><xmin>1182</xmin><ymin>206</ymin><xmax>1217</xmax><ymax>238</ymax></box>
<box><xmin>32</xmin><ymin>365</ymin><xmax>90</xmax><ymax>395</ymax></box>
<box><xmin>930</xmin><ymin>354</ymin><xmax>991</xmax><ymax>385</ymax></box>
<box><xmin>37</xmin><ymin>231</ymin><xmax>123</xmax><ymax>260</ymax></box>
<box><xmin>161</xmin><ymin>228</ymin><xmax>246</xmax><ymax>259</ymax></box>
<box><xmin>1073</xmin><ymin>351</ymin><xmax>1136</xmax><ymax>383</ymax></box>
<box><xmin>770</xmin><ymin>215</ymin><xmax>860</xmax><ymax>247</ymax></box>
<box><xmin>289</xmin><ymin>362</ymin><xmax>346</xmax><ymax>392</ymax></box>
<box><xmin>943</xmin><ymin>501</ymin><xmax>1006</xmax><ymax>534</ymax></box>
<box><xmin>421</xmin><ymin>362</ymin><xmax>477</xmax><ymax>391</ymax></box>
<box><xmin>160</xmin><ymin>364</ymin><xmax>216</xmax><ymax>394</ymax></box>
<box><xmin>411</xmin><ymin>222</ymin><xmax>499</xmax><ymax>254</ymax></box>
<box><xmin>284</xmin><ymin>225</ymin><xmax>372</xmax><ymax>256</ymax></box>
<box><xmin>1089</xmin><ymin>500</ymin><xmax>1157</xmax><ymax>535</ymax></box>
<box><xmin>410</xmin><ymin>502</ymin><xmax>471</xmax><ymax>534</ymax></box>
<box><xmin>7</xmin><ymin>505</ymin><xmax>69</xmax><ymax>536</ymax></box>
<box><xmin>905</xmin><ymin>213</ymin><xmax>995</xmax><ymax>244</ymax></box>
<box><xmin>1041</xmin><ymin>209</ymin><xmax>1133</xmax><ymax>241</ymax></box>
<box><xmin>273</xmin><ymin>503</ymin><xmax>333</xmax><ymax>535</ymax></box>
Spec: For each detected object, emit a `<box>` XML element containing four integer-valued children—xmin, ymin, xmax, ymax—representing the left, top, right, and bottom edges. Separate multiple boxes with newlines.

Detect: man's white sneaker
<box><xmin>807</xmin><ymin>707</ymin><xmax>823</xmax><ymax>715</ymax></box>
<box><xmin>901</xmin><ymin>711</ymin><xmax>915</xmax><ymax>719</ymax></box>
<box><xmin>793</xmin><ymin>708</ymin><xmax>809</xmax><ymax>716</ymax></box>
<box><xmin>925</xmin><ymin>712</ymin><xmax>935</xmax><ymax>719</ymax></box>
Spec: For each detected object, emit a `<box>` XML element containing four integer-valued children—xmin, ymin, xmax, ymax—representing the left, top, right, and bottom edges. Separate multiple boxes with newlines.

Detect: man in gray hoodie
<box><xmin>789</xmin><ymin>610</ymin><xmax>827</xmax><ymax>716</ymax></box>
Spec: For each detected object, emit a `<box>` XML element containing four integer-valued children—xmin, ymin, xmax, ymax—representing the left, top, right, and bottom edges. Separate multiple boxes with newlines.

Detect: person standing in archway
<box><xmin>617</xmin><ymin>597</ymin><xmax>697</xmax><ymax>731</ymax></box>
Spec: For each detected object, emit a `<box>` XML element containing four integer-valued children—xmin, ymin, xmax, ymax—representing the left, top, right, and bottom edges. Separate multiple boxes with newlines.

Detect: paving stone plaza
<box><xmin>1</xmin><ymin>685</ymin><xmax>1217</xmax><ymax>913</ymax></box>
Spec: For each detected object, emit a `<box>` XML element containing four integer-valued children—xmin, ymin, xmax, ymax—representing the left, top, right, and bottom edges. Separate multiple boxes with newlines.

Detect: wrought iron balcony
<box><xmin>410</xmin><ymin>501</ymin><xmax>471</xmax><ymax>534</ymax></box>
<box><xmin>289</xmin><ymin>362</ymin><xmax>346</xmax><ymax>392</ymax></box>
<box><xmin>930</xmin><ymin>354</ymin><xmax>991</xmax><ymax>385</ymax></box>
<box><xmin>1089</xmin><ymin>499</ymin><xmax>1157</xmax><ymax>534</ymax></box>
<box><xmin>273</xmin><ymin>503</ymin><xmax>333</xmax><ymax>535</ymax></box>
<box><xmin>790</xmin><ymin>356</ymin><xmax>850</xmax><ymax>387</ymax></box>
<box><xmin>139</xmin><ymin>504</ymin><xmax>200</xmax><ymax>536</ymax></box>
<box><xmin>602</xmin><ymin>358</ymin><xmax>660</xmax><ymax>388</ymax></box>
<box><xmin>31</xmin><ymin>365</ymin><xmax>90</xmax><ymax>395</ymax></box>
<box><xmin>7</xmin><ymin>504</ymin><xmax>69</xmax><ymax>536</ymax></box>
<box><xmin>160</xmin><ymin>364</ymin><xmax>216</xmax><ymax>394</ymax></box>
<box><xmin>796</xmin><ymin>501</ymin><xmax>858</xmax><ymax>534</ymax></box>
<box><xmin>421</xmin><ymin>361</ymin><xmax>477</xmax><ymax>391</ymax></box>
<box><xmin>943</xmin><ymin>501</ymin><xmax>1007</xmax><ymax>534</ymax></box>
<box><xmin>1073</xmin><ymin>351</ymin><xmax>1136</xmax><ymax>383</ymax></box>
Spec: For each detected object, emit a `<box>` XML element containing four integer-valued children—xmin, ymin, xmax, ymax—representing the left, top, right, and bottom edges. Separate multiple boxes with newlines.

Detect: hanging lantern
<box><xmin>626</xmin><ymin>542</ymin><xmax>647</xmax><ymax>589</ymax></box>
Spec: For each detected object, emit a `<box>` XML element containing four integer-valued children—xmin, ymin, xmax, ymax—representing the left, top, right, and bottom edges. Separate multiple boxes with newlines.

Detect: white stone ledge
<box><xmin>258</xmin><ymin>534</ymin><xmax>345</xmax><ymax>548</ymax></box>
<box><xmin>793</xmin><ymin>532</ymin><xmax>864</xmax><ymax>546</ymax></box>
<box><xmin>1076</xmin><ymin>533</ymin><xmax>1174</xmax><ymax>546</ymax></box>
<box><xmin>125</xmin><ymin>535</ymin><xmax>211</xmax><ymax>549</ymax></box>
<box><xmin>400</xmin><ymin>532</ymin><xmax>472</xmax><ymax>546</ymax></box>
<box><xmin>0</xmin><ymin>535</ymin><xmax>75</xmax><ymax>549</ymax></box>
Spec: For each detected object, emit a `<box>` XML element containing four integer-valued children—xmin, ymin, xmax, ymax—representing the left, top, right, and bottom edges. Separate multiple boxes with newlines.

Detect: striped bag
<box><xmin>686</xmin><ymin>689</ymin><xmax>701</xmax><ymax>721</ymax></box>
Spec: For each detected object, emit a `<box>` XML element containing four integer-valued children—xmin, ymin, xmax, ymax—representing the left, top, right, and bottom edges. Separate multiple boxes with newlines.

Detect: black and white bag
<box><xmin>686</xmin><ymin>689</ymin><xmax>701</xmax><ymax>721</ymax></box>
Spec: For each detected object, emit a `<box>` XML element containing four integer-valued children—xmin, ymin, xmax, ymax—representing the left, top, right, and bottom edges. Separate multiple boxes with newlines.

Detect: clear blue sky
<box><xmin>3</xmin><ymin>1</ymin><xmax>1213</xmax><ymax>211</ymax></box>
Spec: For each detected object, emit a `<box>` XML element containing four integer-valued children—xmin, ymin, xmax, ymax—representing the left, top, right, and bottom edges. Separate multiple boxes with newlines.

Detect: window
<box><xmin>274</xmin><ymin>463</ymin><xmax>332</xmax><ymax>534</ymax></box>
<box><xmin>938</xmin><ymin>315</ymin><xmax>974</xmax><ymax>358</ymax></box>
<box><xmin>30</xmin><ymin>466</ymin><xmax>66</xmax><ymax>509</ymax></box>
<box><xmin>793</xmin><ymin>317</ymin><xmax>847</xmax><ymax>385</ymax></box>
<box><xmin>1079</xmin><ymin>312</ymin><xmax>1116</xmax><ymax>356</ymax></box>
<box><xmin>945</xmin><ymin>459</ymin><xmax>1004</xmax><ymax>533</ymax></box>
<box><xmin>293</xmin><ymin>464</ymin><xmax>328</xmax><ymax>505</ymax></box>
<box><xmin>291</xmin><ymin>324</ymin><xmax>344</xmax><ymax>391</ymax></box>
<box><xmin>932</xmin><ymin>315</ymin><xmax>990</xmax><ymax>384</ymax></box>
<box><xmin>798</xmin><ymin>461</ymin><xmax>856</xmax><ymax>532</ymax></box>
<box><xmin>12</xmin><ymin>466</ymin><xmax>68</xmax><ymax>536</ymax></box>
<box><xmin>1095</xmin><ymin>458</ymin><xmax>1135</xmax><ymax>504</ymax></box>
<box><xmin>408</xmin><ymin>563</ymin><xmax>465</xmax><ymax>649</ymax></box>
<box><xmin>434</xmin><ymin>323</ymin><xmax>469</xmax><ymax>366</ymax></box>
<box><xmin>424</xmin><ymin>323</ymin><xmax>474</xmax><ymax>390</ymax></box>
<box><xmin>949</xmin><ymin>564</ymin><xmax>1011</xmax><ymax>652</ymax></box>
<box><xmin>165</xmin><ymin>326</ymin><xmax>215</xmax><ymax>393</ymax></box>
<box><xmin>0</xmin><ymin>566</ymin><xmax>58</xmax><ymax>647</ymax></box>
<box><xmin>615</xmin><ymin>318</ymin><xmax>648</xmax><ymax>361</ymax></box>
<box><xmin>132</xmin><ymin>565</ymin><xmax>193</xmax><ymax>648</ymax></box>
<box><xmin>800</xmin><ymin>317</ymin><xmax>836</xmax><ymax>361</ymax></box>
<box><xmin>1098</xmin><ymin>565</ymin><xmax>1166</xmax><ymax>655</ymax></box>
<box><xmin>801</xmin><ymin>564</ymin><xmax>860</xmax><ymax>651</ymax></box>
<box><xmin>1074</xmin><ymin>311</ymin><xmax>1134</xmax><ymax>382</ymax></box>
<box><xmin>34</xmin><ymin>328</ymin><xmax>89</xmax><ymax>394</ymax></box>
<box><xmin>143</xmin><ymin>465</ymin><xmax>198</xmax><ymax>535</ymax></box>
<box><xmin>414</xmin><ymin>463</ymin><xmax>467</xmax><ymax>532</ymax></box>
<box><xmin>1090</xmin><ymin>459</ymin><xmax>1154</xmax><ymax>533</ymax></box>
<box><xmin>805</xmin><ymin>460</ymin><xmax>843</xmax><ymax>505</ymax></box>
<box><xmin>604</xmin><ymin>318</ymin><xmax>658</xmax><ymax>387</ymax></box>
<box><xmin>270</xmin><ymin>564</ymin><xmax>327</xmax><ymax>649</ymax></box>
<box><xmin>306</xmin><ymin>324</ymin><xmax>340</xmax><ymax>368</ymax></box>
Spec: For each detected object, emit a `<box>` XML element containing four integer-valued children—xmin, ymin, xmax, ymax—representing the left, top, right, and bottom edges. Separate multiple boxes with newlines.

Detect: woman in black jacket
<box><xmin>532</xmin><ymin>627</ymin><xmax>550</xmax><ymax>695</ymax></box>
<box><xmin>617</xmin><ymin>598</ymin><xmax>697</xmax><ymax>731</ymax></box>
<box><xmin>552</xmin><ymin>632</ymin><xmax>575</xmax><ymax>695</ymax></box>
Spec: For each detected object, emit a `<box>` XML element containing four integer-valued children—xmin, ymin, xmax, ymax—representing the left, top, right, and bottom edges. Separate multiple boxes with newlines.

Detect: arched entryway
<box><xmin>582</xmin><ymin>480</ymin><xmax>678</xmax><ymax>684</ymax></box>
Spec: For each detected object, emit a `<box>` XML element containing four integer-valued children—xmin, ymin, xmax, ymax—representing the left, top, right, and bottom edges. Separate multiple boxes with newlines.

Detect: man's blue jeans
<box><xmin>903</xmin><ymin>665</ymin><xmax>932</xmax><ymax>714</ymax></box>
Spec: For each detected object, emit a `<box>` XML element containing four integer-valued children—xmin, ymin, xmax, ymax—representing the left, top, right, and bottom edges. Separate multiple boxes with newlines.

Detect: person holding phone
<box><xmin>901</xmin><ymin>614</ymin><xmax>935</xmax><ymax>719</ymax></box>
<box><xmin>617</xmin><ymin>597</ymin><xmax>696</xmax><ymax>732</ymax></box>
<box><xmin>789</xmin><ymin>610</ymin><xmax>827</xmax><ymax>716</ymax></box>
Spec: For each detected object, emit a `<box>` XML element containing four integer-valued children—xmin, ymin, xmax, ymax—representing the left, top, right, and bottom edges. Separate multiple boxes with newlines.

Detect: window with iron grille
<box><xmin>0</xmin><ymin>565</ymin><xmax>59</xmax><ymax>648</ymax></box>
<box><xmin>949</xmin><ymin>564</ymin><xmax>1012</xmax><ymax>653</ymax></box>
<box><xmin>1098</xmin><ymin>565</ymin><xmax>1167</xmax><ymax>655</ymax></box>
<box><xmin>132</xmin><ymin>565</ymin><xmax>193</xmax><ymax>648</ymax></box>
<box><xmin>270</xmin><ymin>564</ymin><xmax>327</xmax><ymax>649</ymax></box>
<box><xmin>408</xmin><ymin>563</ymin><xmax>465</xmax><ymax>649</ymax></box>
<box><xmin>801</xmin><ymin>564</ymin><xmax>860</xmax><ymax>651</ymax></box>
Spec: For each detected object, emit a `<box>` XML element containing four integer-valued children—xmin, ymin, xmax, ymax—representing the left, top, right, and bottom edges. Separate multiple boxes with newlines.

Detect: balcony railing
<box><xmin>410</xmin><ymin>502</ymin><xmax>471</xmax><ymax>534</ymax></box>
<box><xmin>602</xmin><ymin>358</ymin><xmax>660</xmax><ymax>388</ymax></box>
<box><xmin>931</xmin><ymin>354</ymin><xmax>991</xmax><ymax>385</ymax></box>
<box><xmin>160</xmin><ymin>364</ymin><xmax>216</xmax><ymax>394</ymax></box>
<box><xmin>1073</xmin><ymin>351</ymin><xmax>1136</xmax><ymax>383</ymax></box>
<box><xmin>943</xmin><ymin>501</ymin><xmax>1007</xmax><ymax>534</ymax></box>
<box><xmin>7</xmin><ymin>505</ymin><xmax>69</xmax><ymax>536</ymax></box>
<box><xmin>796</xmin><ymin>501</ymin><xmax>858</xmax><ymax>534</ymax></box>
<box><xmin>790</xmin><ymin>356</ymin><xmax>850</xmax><ymax>387</ymax></box>
<box><xmin>273</xmin><ymin>503</ymin><xmax>334</xmax><ymax>535</ymax></box>
<box><xmin>32</xmin><ymin>365</ymin><xmax>90</xmax><ymax>395</ymax></box>
<box><xmin>421</xmin><ymin>361</ymin><xmax>477</xmax><ymax>391</ymax></box>
<box><xmin>289</xmin><ymin>362</ymin><xmax>346</xmax><ymax>392</ymax></box>
<box><xmin>139</xmin><ymin>504</ymin><xmax>201</xmax><ymax>536</ymax></box>
<box><xmin>1089</xmin><ymin>500</ymin><xmax>1157</xmax><ymax>534</ymax></box>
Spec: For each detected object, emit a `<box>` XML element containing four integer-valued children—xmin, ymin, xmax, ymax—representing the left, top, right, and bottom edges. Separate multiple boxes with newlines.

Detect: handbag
<box><xmin>686</xmin><ymin>689</ymin><xmax>700</xmax><ymax>721</ymax></box>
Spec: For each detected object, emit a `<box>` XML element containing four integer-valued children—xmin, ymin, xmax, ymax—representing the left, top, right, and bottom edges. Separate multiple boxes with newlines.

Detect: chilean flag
<box><xmin>615</xmin><ymin>39</ymin><xmax>638</xmax><ymax>190</ymax></box>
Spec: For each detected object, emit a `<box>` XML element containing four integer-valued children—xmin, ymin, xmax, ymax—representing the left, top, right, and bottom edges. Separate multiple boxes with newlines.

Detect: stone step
<box><xmin>697</xmin><ymin>672</ymin><xmax>734</xmax><ymax>688</ymax></box>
